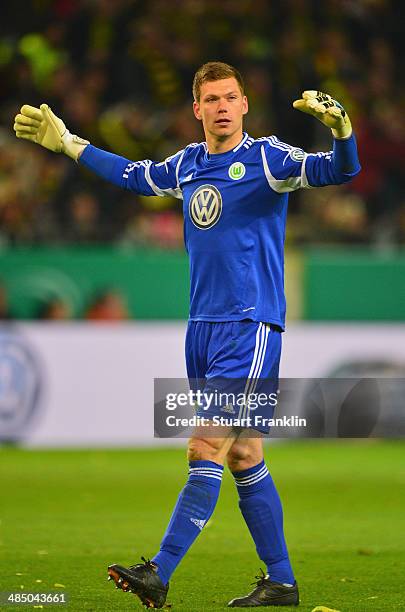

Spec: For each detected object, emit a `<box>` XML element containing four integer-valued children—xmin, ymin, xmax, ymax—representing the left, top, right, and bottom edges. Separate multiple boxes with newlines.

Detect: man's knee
<box><xmin>227</xmin><ymin>439</ymin><xmax>263</xmax><ymax>472</ymax></box>
<box><xmin>187</xmin><ymin>437</ymin><xmax>225</xmax><ymax>463</ymax></box>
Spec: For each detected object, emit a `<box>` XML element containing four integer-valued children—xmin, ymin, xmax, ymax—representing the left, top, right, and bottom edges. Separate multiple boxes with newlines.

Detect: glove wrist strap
<box><xmin>61</xmin><ymin>130</ymin><xmax>90</xmax><ymax>161</ymax></box>
<box><xmin>331</xmin><ymin>119</ymin><xmax>352</xmax><ymax>140</ymax></box>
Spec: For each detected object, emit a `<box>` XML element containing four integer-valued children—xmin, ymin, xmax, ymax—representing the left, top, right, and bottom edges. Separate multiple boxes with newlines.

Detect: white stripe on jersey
<box><xmin>144</xmin><ymin>161</ymin><xmax>182</xmax><ymax>199</ymax></box>
<box><xmin>256</xmin><ymin>136</ymin><xmax>295</xmax><ymax>152</ymax></box>
<box><xmin>300</xmin><ymin>155</ymin><xmax>311</xmax><ymax>189</ymax></box>
<box><xmin>243</xmin><ymin>137</ymin><xmax>255</xmax><ymax>150</ymax></box>
<box><xmin>175</xmin><ymin>149</ymin><xmax>187</xmax><ymax>188</ymax></box>
<box><xmin>233</xmin><ymin>133</ymin><xmax>249</xmax><ymax>152</ymax></box>
<box><xmin>261</xmin><ymin>144</ymin><xmax>306</xmax><ymax>193</ymax></box>
<box><xmin>123</xmin><ymin>160</ymin><xmax>149</xmax><ymax>179</ymax></box>
<box><xmin>261</xmin><ymin>136</ymin><xmax>310</xmax><ymax>185</ymax></box>
<box><xmin>123</xmin><ymin>145</ymin><xmax>205</xmax><ymax>199</ymax></box>
<box><xmin>308</xmin><ymin>151</ymin><xmax>332</xmax><ymax>160</ymax></box>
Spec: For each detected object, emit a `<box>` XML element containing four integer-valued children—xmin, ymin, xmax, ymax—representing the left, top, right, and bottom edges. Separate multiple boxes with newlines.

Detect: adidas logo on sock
<box><xmin>190</xmin><ymin>518</ymin><xmax>206</xmax><ymax>530</ymax></box>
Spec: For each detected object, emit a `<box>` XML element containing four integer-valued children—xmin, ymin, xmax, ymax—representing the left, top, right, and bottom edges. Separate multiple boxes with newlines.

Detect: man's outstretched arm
<box><xmin>13</xmin><ymin>103</ymin><xmax>183</xmax><ymax>197</ymax></box>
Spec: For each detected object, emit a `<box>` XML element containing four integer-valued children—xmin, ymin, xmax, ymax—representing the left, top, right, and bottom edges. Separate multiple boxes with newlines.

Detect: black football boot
<box><xmin>108</xmin><ymin>557</ymin><xmax>169</xmax><ymax>609</ymax></box>
<box><xmin>228</xmin><ymin>569</ymin><xmax>299</xmax><ymax>607</ymax></box>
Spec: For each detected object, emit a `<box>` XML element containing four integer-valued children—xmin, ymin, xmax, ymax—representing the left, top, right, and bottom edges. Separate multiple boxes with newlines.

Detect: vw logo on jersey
<box><xmin>189</xmin><ymin>184</ymin><xmax>222</xmax><ymax>230</ymax></box>
<box><xmin>228</xmin><ymin>162</ymin><xmax>246</xmax><ymax>180</ymax></box>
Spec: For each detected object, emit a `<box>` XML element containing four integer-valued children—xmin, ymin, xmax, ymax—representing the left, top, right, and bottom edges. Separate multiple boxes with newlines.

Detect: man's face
<box><xmin>193</xmin><ymin>77</ymin><xmax>248</xmax><ymax>140</ymax></box>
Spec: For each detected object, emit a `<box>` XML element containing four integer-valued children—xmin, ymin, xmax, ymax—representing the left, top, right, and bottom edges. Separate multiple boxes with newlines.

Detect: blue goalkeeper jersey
<box><xmin>80</xmin><ymin>132</ymin><xmax>360</xmax><ymax>328</ymax></box>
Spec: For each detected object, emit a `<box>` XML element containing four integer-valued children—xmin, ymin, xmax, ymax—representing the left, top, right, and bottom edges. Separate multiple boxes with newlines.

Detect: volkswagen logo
<box><xmin>189</xmin><ymin>184</ymin><xmax>222</xmax><ymax>230</ymax></box>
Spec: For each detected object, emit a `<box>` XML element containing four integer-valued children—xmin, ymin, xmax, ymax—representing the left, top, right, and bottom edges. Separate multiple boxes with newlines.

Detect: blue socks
<box><xmin>233</xmin><ymin>459</ymin><xmax>295</xmax><ymax>585</ymax></box>
<box><xmin>152</xmin><ymin>458</ymin><xmax>293</xmax><ymax>586</ymax></box>
<box><xmin>152</xmin><ymin>460</ymin><xmax>223</xmax><ymax>585</ymax></box>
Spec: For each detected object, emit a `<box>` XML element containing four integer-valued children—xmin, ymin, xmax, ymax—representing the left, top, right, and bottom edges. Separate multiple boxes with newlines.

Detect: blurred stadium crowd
<box><xmin>1</xmin><ymin>0</ymin><xmax>404</xmax><ymax>249</ymax></box>
<box><xmin>0</xmin><ymin>280</ymin><xmax>129</xmax><ymax>321</ymax></box>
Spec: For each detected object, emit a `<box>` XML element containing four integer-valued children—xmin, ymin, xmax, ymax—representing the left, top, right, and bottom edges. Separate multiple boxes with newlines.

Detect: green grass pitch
<box><xmin>1</xmin><ymin>441</ymin><xmax>404</xmax><ymax>611</ymax></box>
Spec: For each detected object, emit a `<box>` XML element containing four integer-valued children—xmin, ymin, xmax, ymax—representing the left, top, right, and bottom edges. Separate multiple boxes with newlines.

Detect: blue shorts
<box><xmin>185</xmin><ymin>320</ymin><xmax>282</xmax><ymax>434</ymax></box>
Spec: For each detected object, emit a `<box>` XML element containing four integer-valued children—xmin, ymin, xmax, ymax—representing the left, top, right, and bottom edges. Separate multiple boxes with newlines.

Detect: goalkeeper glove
<box><xmin>293</xmin><ymin>90</ymin><xmax>352</xmax><ymax>139</ymax></box>
<box><xmin>13</xmin><ymin>104</ymin><xmax>89</xmax><ymax>161</ymax></box>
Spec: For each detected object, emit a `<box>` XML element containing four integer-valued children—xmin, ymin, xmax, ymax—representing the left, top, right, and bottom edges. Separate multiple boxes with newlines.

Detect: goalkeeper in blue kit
<box><xmin>14</xmin><ymin>62</ymin><xmax>360</xmax><ymax>608</ymax></box>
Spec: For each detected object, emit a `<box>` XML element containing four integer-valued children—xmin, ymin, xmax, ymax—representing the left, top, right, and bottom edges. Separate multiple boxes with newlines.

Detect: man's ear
<box><xmin>242</xmin><ymin>96</ymin><xmax>249</xmax><ymax>116</ymax></box>
<box><xmin>193</xmin><ymin>100</ymin><xmax>202</xmax><ymax>120</ymax></box>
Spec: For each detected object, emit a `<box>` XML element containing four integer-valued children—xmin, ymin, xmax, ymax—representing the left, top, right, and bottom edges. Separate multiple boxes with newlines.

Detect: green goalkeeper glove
<box><xmin>13</xmin><ymin>104</ymin><xmax>89</xmax><ymax>161</ymax></box>
<box><xmin>293</xmin><ymin>90</ymin><xmax>352</xmax><ymax>139</ymax></box>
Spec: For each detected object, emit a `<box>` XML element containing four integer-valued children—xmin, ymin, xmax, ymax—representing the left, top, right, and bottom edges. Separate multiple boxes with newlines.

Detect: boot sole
<box><xmin>107</xmin><ymin>565</ymin><xmax>162</xmax><ymax>608</ymax></box>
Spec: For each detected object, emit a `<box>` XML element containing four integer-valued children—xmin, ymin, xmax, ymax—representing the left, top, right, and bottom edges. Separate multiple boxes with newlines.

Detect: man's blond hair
<box><xmin>192</xmin><ymin>61</ymin><xmax>245</xmax><ymax>102</ymax></box>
